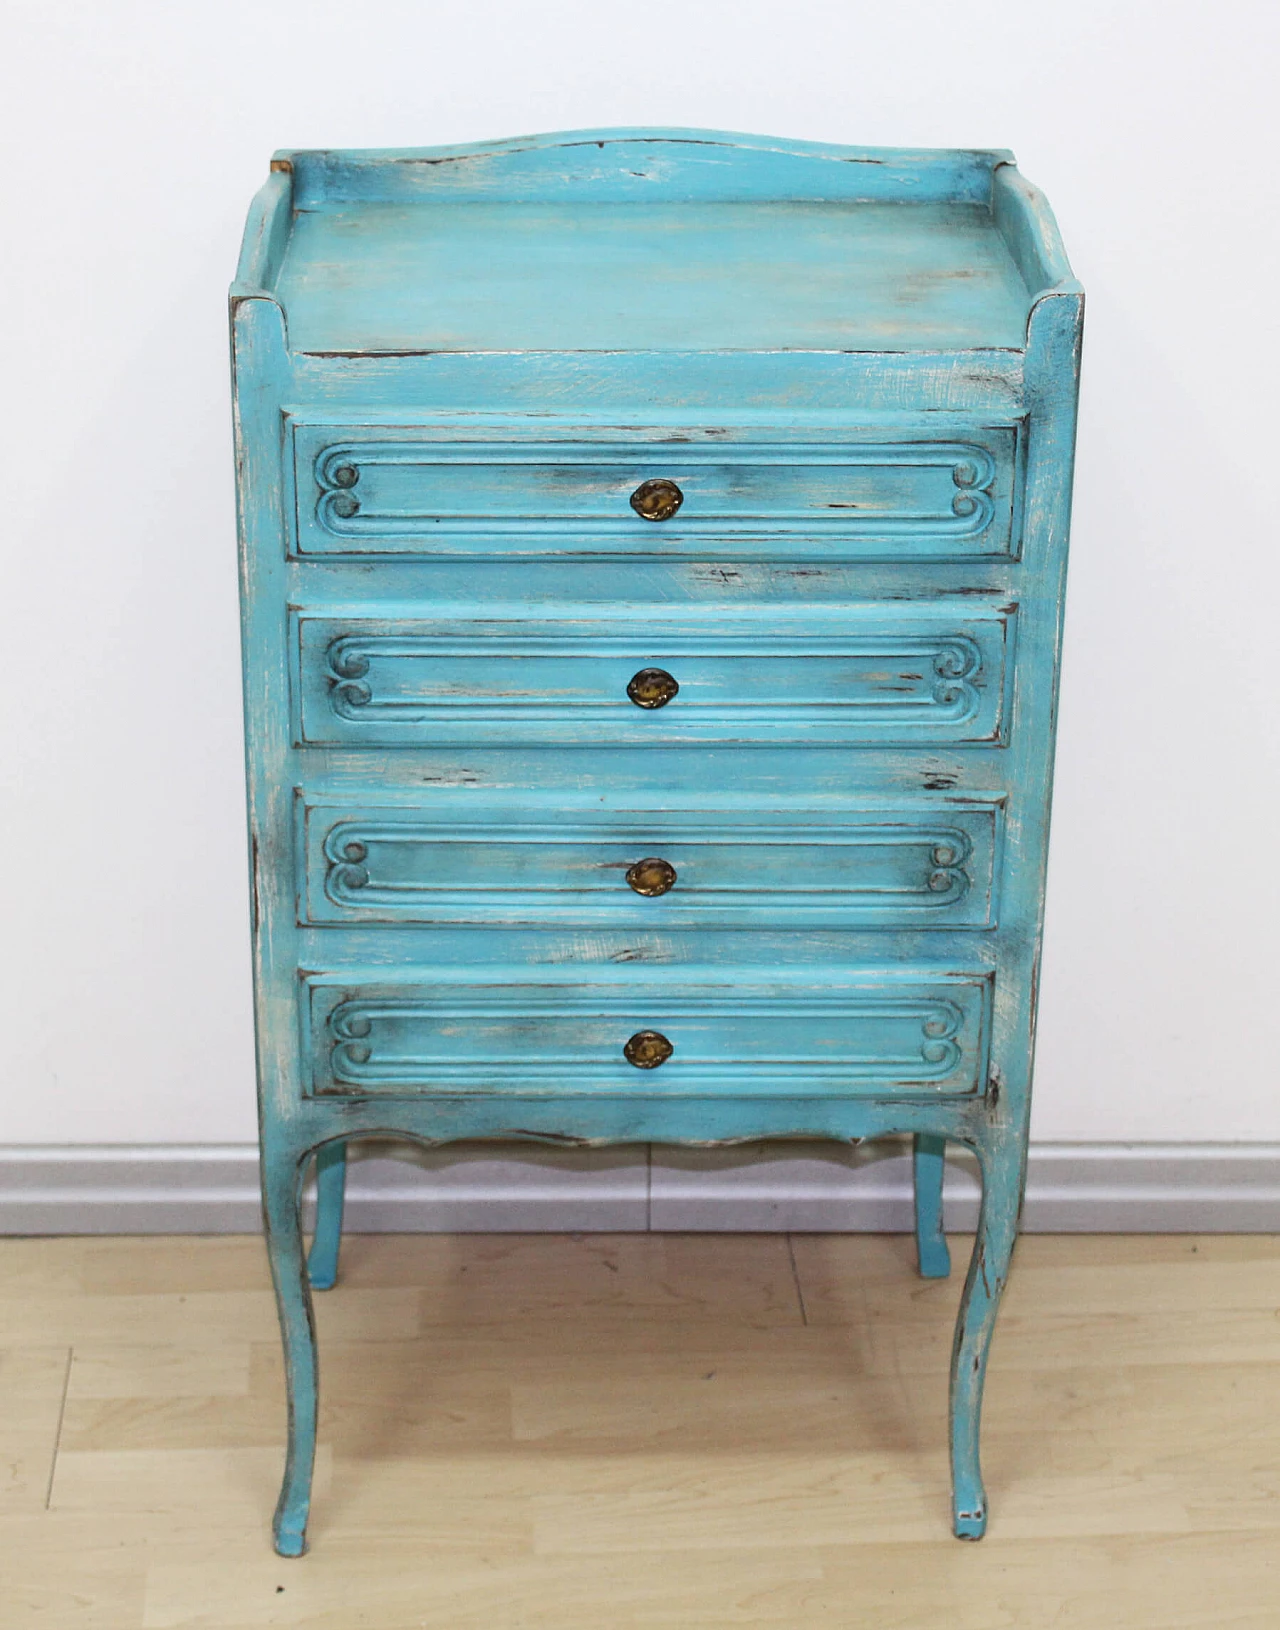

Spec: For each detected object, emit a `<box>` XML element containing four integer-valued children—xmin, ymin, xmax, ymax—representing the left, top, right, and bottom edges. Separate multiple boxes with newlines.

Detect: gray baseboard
<box><xmin>1</xmin><ymin>1139</ymin><xmax>1276</xmax><ymax>1234</ymax></box>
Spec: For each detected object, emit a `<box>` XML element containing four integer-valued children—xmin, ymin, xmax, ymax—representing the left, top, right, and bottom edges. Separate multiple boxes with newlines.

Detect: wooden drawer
<box><xmin>298</xmin><ymin>796</ymin><xmax>1002</xmax><ymax>928</ymax></box>
<box><xmin>289</xmin><ymin>423</ymin><xmax>1022</xmax><ymax>561</ymax></box>
<box><xmin>292</xmin><ymin>604</ymin><xmax>1014</xmax><ymax>749</ymax></box>
<box><xmin>302</xmin><ymin>970</ymin><xmax>993</xmax><ymax>1099</ymax></box>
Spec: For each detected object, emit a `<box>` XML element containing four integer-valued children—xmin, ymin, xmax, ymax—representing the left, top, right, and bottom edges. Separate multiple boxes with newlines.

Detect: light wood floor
<box><xmin>2</xmin><ymin>1232</ymin><xmax>1278</xmax><ymax>1627</ymax></box>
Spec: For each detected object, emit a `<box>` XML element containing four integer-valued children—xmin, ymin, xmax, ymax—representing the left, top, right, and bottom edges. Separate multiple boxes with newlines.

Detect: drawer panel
<box><xmin>303</xmin><ymin>972</ymin><xmax>993</xmax><ymax>1099</ymax></box>
<box><xmin>293</xmin><ymin>605</ymin><xmax>1013</xmax><ymax>748</ymax></box>
<box><xmin>299</xmin><ymin>797</ymin><xmax>1001</xmax><ymax>928</ymax></box>
<box><xmin>290</xmin><ymin>425</ymin><xmax>1021</xmax><ymax>561</ymax></box>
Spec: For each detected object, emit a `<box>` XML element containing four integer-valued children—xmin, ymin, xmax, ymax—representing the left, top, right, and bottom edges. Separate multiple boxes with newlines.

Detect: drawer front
<box><xmin>293</xmin><ymin>606</ymin><xmax>1013</xmax><ymax>748</ymax></box>
<box><xmin>303</xmin><ymin>972</ymin><xmax>993</xmax><ymax>1099</ymax></box>
<box><xmin>290</xmin><ymin>425</ymin><xmax>1021</xmax><ymax>561</ymax></box>
<box><xmin>299</xmin><ymin>798</ymin><xmax>1001</xmax><ymax>928</ymax></box>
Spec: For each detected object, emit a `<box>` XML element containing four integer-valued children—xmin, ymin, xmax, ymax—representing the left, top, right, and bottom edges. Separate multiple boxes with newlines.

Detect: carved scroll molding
<box><xmin>289</xmin><ymin>425</ymin><xmax>1023</xmax><ymax>560</ymax></box>
<box><xmin>316</xmin><ymin>818</ymin><xmax>977</xmax><ymax>915</ymax></box>
<box><xmin>318</xmin><ymin>630</ymin><xmax>993</xmax><ymax>734</ymax></box>
<box><xmin>310</xmin><ymin>987</ymin><xmax>986</xmax><ymax>1097</ymax></box>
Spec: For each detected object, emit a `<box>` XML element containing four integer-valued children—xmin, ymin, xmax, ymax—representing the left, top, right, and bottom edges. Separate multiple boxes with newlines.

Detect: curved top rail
<box><xmin>273</xmin><ymin>127</ymin><xmax>1018</xmax><ymax>209</ymax></box>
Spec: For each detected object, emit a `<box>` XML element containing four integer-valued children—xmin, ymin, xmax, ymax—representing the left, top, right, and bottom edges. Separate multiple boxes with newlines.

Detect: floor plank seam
<box><xmin>44</xmin><ymin>1345</ymin><xmax>73</xmax><ymax>1510</ymax></box>
<box><xmin>786</xmin><ymin>1235</ymin><xmax>809</xmax><ymax>1326</ymax></box>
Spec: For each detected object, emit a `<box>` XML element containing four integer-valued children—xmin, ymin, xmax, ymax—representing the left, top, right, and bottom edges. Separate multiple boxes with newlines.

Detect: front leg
<box><xmin>262</xmin><ymin>1151</ymin><xmax>320</xmax><ymax>1557</ymax></box>
<box><xmin>949</xmin><ymin>1135</ymin><xmax>1021</xmax><ymax>1538</ymax></box>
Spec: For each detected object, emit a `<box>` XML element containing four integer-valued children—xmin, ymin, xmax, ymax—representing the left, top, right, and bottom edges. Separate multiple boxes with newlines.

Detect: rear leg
<box><xmin>913</xmin><ymin>1133</ymin><xmax>951</xmax><ymax>1279</ymax></box>
<box><xmin>307</xmin><ymin>1140</ymin><xmax>347</xmax><ymax>1292</ymax></box>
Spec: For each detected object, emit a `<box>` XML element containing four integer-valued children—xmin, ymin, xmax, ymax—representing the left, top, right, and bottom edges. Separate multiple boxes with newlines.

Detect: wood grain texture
<box><xmin>3</xmin><ymin>1233</ymin><xmax>1280</xmax><ymax>1627</ymax></box>
<box><xmin>0</xmin><ymin>1346</ymin><xmax>69</xmax><ymax>1510</ymax></box>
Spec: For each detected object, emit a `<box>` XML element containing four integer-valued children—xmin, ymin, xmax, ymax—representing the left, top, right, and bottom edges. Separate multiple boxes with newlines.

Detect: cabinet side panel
<box><xmin>987</xmin><ymin>286</ymin><xmax>1084</xmax><ymax>1156</ymax></box>
<box><xmin>232</xmin><ymin>295</ymin><xmax>301</xmax><ymax>1151</ymax></box>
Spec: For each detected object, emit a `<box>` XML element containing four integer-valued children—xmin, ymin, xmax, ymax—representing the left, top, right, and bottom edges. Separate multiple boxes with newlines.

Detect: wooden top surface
<box><xmin>274</xmin><ymin>197</ymin><xmax>1034</xmax><ymax>355</ymax></box>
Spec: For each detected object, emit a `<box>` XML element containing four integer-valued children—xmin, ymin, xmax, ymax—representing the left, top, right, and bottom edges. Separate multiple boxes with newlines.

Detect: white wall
<box><xmin>3</xmin><ymin>0</ymin><xmax>1276</xmax><ymax>1146</ymax></box>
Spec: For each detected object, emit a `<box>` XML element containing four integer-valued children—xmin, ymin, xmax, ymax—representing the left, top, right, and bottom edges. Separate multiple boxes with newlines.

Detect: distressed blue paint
<box><xmin>299</xmin><ymin>794</ymin><xmax>1002</xmax><ymax>929</ymax></box>
<box><xmin>260</xmin><ymin>1138</ymin><xmax>316</xmax><ymax>1557</ymax></box>
<box><xmin>306</xmin><ymin>1141</ymin><xmax>347</xmax><ymax>1291</ymax></box>
<box><xmin>292</xmin><ymin>603</ymin><xmax>1014</xmax><ymax>750</ymax></box>
<box><xmin>284</xmin><ymin>130</ymin><xmax>1013</xmax><ymax>209</ymax></box>
<box><xmin>277</xmin><ymin>200</ymin><xmax>1032</xmax><ymax>354</ymax></box>
<box><xmin>290</xmin><ymin>425</ymin><xmax>1022</xmax><ymax>561</ymax></box>
<box><xmin>950</xmin><ymin>1130</ymin><xmax>1025</xmax><ymax>1537</ymax></box>
<box><xmin>232</xmin><ymin>129</ymin><xmax>1082</xmax><ymax>1555</ymax></box>
<box><xmin>306</xmin><ymin>967</ymin><xmax>993</xmax><ymax>1099</ymax></box>
<box><xmin>913</xmin><ymin>1132</ymin><xmax>952</xmax><ymax>1278</ymax></box>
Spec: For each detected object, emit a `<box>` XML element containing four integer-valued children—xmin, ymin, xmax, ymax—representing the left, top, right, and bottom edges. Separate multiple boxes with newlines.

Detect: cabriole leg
<box><xmin>262</xmin><ymin>1151</ymin><xmax>319</xmax><ymax>1557</ymax></box>
<box><xmin>912</xmin><ymin>1133</ymin><xmax>951</xmax><ymax>1279</ymax></box>
<box><xmin>949</xmin><ymin>1136</ymin><xmax>1021</xmax><ymax>1539</ymax></box>
<box><xmin>308</xmin><ymin>1141</ymin><xmax>347</xmax><ymax>1291</ymax></box>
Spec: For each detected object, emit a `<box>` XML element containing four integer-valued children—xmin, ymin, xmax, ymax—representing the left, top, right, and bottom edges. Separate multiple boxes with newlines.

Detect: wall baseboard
<box><xmin>1</xmin><ymin>1140</ymin><xmax>1276</xmax><ymax>1234</ymax></box>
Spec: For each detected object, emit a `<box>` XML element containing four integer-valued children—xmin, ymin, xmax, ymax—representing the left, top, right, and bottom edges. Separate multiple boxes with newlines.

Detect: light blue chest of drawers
<box><xmin>231</xmin><ymin>129</ymin><xmax>1082</xmax><ymax>1556</ymax></box>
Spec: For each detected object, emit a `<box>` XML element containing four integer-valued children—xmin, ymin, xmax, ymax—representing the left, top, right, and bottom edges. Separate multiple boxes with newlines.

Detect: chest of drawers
<box><xmin>231</xmin><ymin>129</ymin><xmax>1082</xmax><ymax>1556</ymax></box>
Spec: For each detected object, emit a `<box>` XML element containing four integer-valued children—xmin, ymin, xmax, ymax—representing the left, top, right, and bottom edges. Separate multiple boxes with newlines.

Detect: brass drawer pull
<box><xmin>624</xmin><ymin>1030</ymin><xmax>674</xmax><ymax>1069</ymax></box>
<box><xmin>630</xmin><ymin>478</ymin><xmax>684</xmax><ymax>522</ymax></box>
<box><xmin>627</xmin><ymin>667</ymin><xmax>679</xmax><ymax>708</ymax></box>
<box><xmin>626</xmin><ymin>857</ymin><xmax>677</xmax><ymax>896</ymax></box>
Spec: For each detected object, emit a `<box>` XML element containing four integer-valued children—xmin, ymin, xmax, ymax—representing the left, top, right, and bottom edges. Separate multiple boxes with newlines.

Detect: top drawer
<box><xmin>288</xmin><ymin>423</ymin><xmax>1023</xmax><ymax>562</ymax></box>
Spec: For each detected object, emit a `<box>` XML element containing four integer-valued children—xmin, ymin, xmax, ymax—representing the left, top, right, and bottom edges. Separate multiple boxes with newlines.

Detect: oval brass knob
<box><xmin>624</xmin><ymin>1030</ymin><xmax>674</xmax><ymax>1069</ymax></box>
<box><xmin>626</xmin><ymin>857</ymin><xmax>677</xmax><ymax>897</ymax></box>
<box><xmin>627</xmin><ymin>668</ymin><xmax>679</xmax><ymax>709</ymax></box>
<box><xmin>630</xmin><ymin>478</ymin><xmax>684</xmax><ymax>522</ymax></box>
